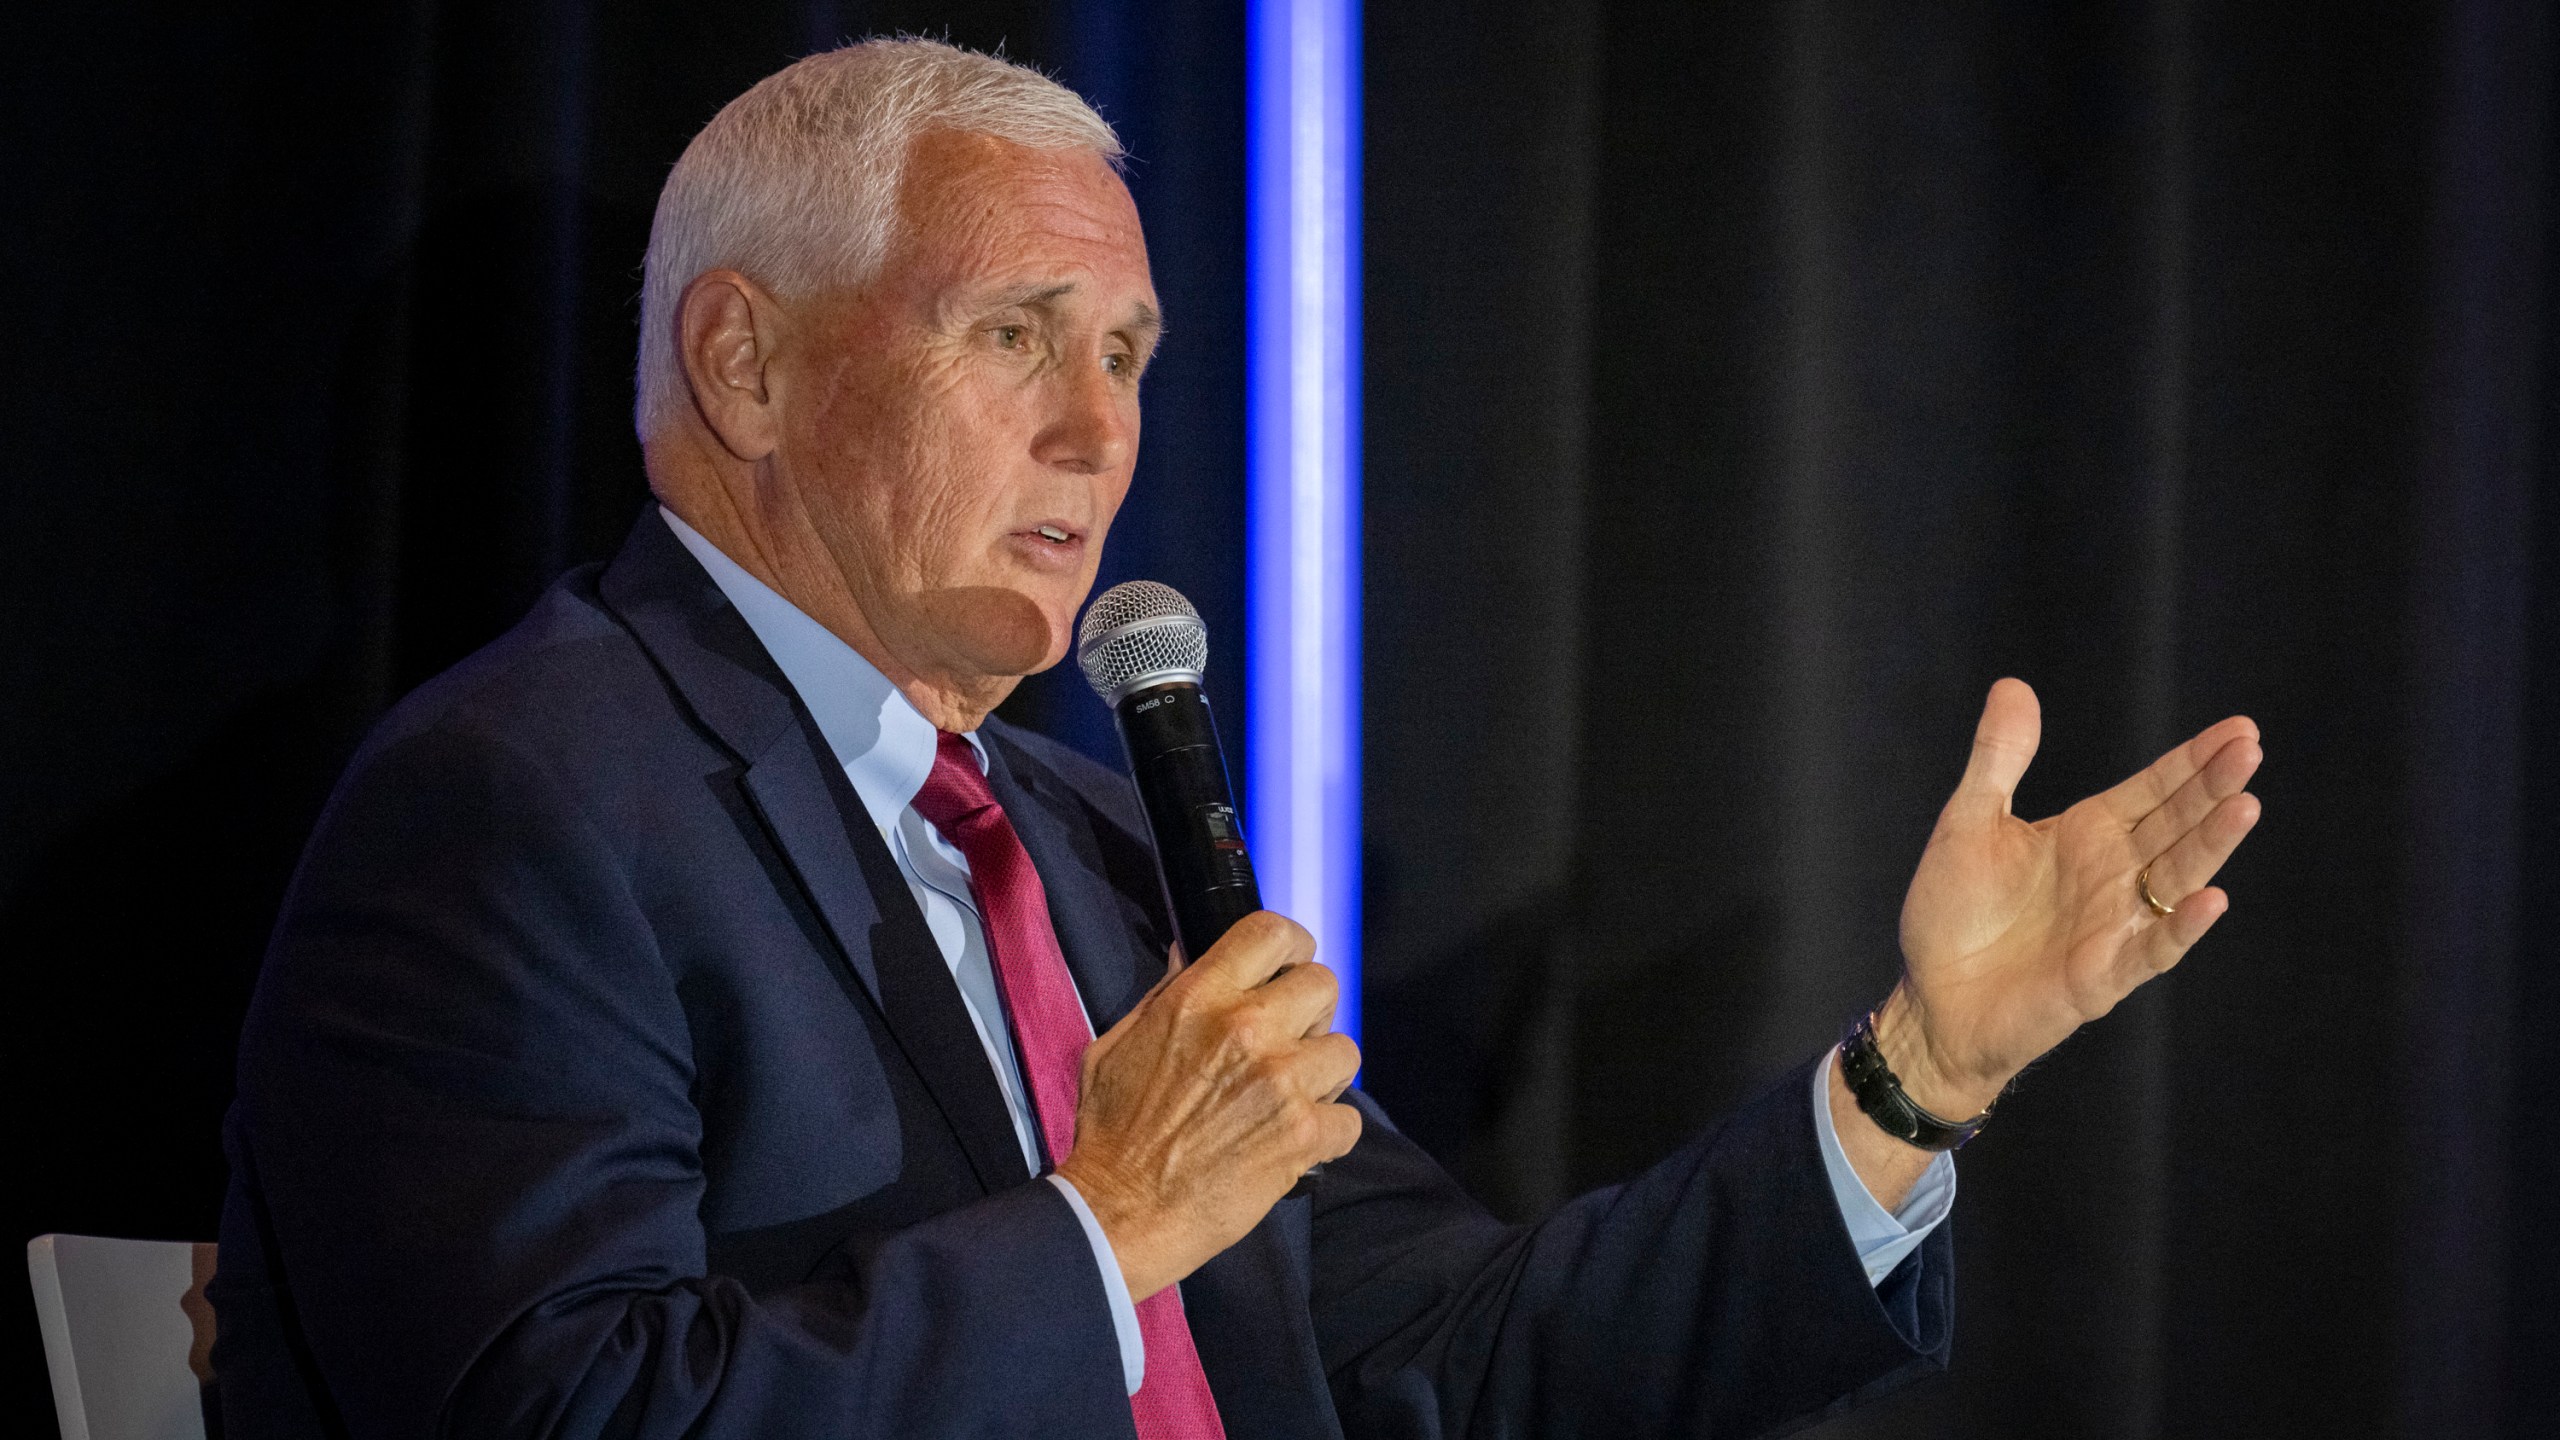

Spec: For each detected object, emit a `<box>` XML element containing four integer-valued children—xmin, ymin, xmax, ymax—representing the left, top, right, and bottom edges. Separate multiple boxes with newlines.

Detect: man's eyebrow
<box><xmin>976</xmin><ymin>283</ymin><xmax>1163</xmax><ymax>338</ymax></box>
<box><xmin>983</xmin><ymin>281</ymin><xmax>1079</xmax><ymax>311</ymax></box>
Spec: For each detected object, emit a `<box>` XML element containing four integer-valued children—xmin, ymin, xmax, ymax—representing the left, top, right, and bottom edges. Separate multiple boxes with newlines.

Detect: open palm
<box><xmin>1893</xmin><ymin>678</ymin><xmax>2263</xmax><ymax>1102</ymax></box>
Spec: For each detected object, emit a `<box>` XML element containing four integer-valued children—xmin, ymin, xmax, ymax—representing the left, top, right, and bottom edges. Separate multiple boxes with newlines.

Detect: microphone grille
<box><xmin>1077</xmin><ymin>580</ymin><xmax>1209</xmax><ymax>701</ymax></box>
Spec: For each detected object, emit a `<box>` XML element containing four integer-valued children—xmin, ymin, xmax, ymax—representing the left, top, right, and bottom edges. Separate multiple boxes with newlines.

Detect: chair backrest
<box><xmin>26</xmin><ymin>1235</ymin><xmax>216</xmax><ymax>1440</ymax></box>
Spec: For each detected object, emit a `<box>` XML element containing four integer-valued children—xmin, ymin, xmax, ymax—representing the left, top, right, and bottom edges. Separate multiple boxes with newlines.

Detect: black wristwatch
<box><xmin>1839</xmin><ymin>1010</ymin><xmax>1993</xmax><ymax>1152</ymax></box>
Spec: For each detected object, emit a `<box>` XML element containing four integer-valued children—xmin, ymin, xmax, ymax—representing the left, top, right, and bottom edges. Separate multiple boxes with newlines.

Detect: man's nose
<box><xmin>1030</xmin><ymin>358</ymin><xmax>1134</xmax><ymax>475</ymax></box>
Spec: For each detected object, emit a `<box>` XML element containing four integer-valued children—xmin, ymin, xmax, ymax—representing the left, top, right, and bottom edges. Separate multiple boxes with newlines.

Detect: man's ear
<box><xmin>677</xmin><ymin>269</ymin><xmax>785</xmax><ymax>463</ymax></box>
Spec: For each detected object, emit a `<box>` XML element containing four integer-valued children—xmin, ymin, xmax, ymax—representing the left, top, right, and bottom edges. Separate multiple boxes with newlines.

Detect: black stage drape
<box><xmin>6</xmin><ymin>1</ymin><xmax>2556</xmax><ymax>1435</ymax></box>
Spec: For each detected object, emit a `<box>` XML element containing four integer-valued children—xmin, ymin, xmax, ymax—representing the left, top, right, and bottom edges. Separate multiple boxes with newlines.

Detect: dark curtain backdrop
<box><xmin>5</xmin><ymin>1</ymin><xmax>2555</xmax><ymax>1437</ymax></box>
<box><xmin>1359</xmin><ymin>1</ymin><xmax>2560</xmax><ymax>1437</ymax></box>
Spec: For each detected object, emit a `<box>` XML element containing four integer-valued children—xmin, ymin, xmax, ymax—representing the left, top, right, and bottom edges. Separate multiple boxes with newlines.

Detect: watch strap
<box><xmin>1839</xmin><ymin>1010</ymin><xmax>1992</xmax><ymax>1152</ymax></box>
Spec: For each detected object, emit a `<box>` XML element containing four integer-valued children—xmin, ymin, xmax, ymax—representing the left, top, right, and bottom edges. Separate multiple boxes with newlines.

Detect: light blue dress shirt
<box><xmin>661</xmin><ymin>507</ymin><xmax>1953</xmax><ymax>1392</ymax></box>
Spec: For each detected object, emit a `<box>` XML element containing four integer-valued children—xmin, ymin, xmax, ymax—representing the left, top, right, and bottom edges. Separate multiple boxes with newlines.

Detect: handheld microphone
<box><xmin>1079</xmin><ymin>582</ymin><xmax>1328</xmax><ymax>1197</ymax></box>
<box><xmin>1075</xmin><ymin>582</ymin><xmax>1261</xmax><ymax>962</ymax></box>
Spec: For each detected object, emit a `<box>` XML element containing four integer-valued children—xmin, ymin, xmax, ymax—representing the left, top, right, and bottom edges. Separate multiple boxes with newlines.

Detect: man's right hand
<box><xmin>1055</xmin><ymin>910</ymin><xmax>1363</xmax><ymax>1301</ymax></box>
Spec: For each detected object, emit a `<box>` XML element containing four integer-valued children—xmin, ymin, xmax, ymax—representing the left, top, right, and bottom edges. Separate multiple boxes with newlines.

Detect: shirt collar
<box><xmin>659</xmin><ymin>507</ymin><xmax>986</xmax><ymax>835</ymax></box>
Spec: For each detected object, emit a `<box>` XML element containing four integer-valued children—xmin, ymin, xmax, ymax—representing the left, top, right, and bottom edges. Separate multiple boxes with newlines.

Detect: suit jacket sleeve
<box><xmin>1310</xmin><ymin>1068</ymin><xmax>1953</xmax><ymax>1439</ymax></box>
<box><xmin>227</xmin><ymin>718</ymin><xmax>1134</xmax><ymax>1440</ymax></box>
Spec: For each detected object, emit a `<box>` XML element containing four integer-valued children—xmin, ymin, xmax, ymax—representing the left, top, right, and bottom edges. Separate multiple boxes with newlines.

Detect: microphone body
<box><xmin>1076</xmin><ymin>581</ymin><xmax>1263</xmax><ymax>963</ymax></box>
<box><xmin>1113</xmin><ymin>679</ymin><xmax>1260</xmax><ymax>962</ymax></box>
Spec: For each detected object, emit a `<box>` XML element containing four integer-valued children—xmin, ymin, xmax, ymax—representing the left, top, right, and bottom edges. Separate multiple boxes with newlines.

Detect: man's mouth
<box><xmin>1008</xmin><ymin>522</ymin><xmax>1086</xmax><ymax>570</ymax></box>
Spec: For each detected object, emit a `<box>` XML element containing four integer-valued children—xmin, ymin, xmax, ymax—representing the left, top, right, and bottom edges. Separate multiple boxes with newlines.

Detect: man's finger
<box><xmin>1307</xmin><ymin>1097</ymin><xmax>1365</xmax><ymax>1164</ymax></box>
<box><xmin>2123</xmin><ymin>884</ymin><xmax>2231</xmax><ymax>980</ymax></box>
<box><xmin>2128</xmin><ymin>736</ymin><xmax>2262</xmax><ymax>858</ymax></box>
<box><xmin>1187</xmin><ymin>911</ymin><xmax>1316</xmax><ymax>991</ymax></box>
<box><xmin>1246</xmin><ymin>959</ymin><xmax>1342</xmax><ymax>1041</ymax></box>
<box><xmin>2137</xmin><ymin>791</ymin><xmax>2261</xmax><ymax>903</ymax></box>
<box><xmin>1291</xmin><ymin>1030</ymin><xmax>1362</xmax><ymax>1102</ymax></box>
<box><xmin>2100</xmin><ymin>714</ymin><xmax>2261</xmax><ymax>827</ymax></box>
<box><xmin>1952</xmin><ymin>678</ymin><xmax>2043</xmax><ymax>813</ymax></box>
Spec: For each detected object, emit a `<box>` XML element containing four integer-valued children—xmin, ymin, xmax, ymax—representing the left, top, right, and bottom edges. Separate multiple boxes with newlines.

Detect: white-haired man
<box><xmin>212</xmin><ymin>38</ymin><xmax>2263</xmax><ymax>1439</ymax></box>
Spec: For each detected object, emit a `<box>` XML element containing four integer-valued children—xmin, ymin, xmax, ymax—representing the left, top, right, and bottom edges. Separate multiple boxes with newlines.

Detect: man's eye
<box><xmin>1104</xmin><ymin>353</ymin><xmax>1127</xmax><ymax>375</ymax></box>
<box><xmin>995</xmin><ymin>326</ymin><xmax>1024</xmax><ymax>349</ymax></box>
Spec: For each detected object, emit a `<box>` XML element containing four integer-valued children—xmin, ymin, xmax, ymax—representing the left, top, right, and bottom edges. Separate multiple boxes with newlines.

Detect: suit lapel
<box><xmin>979</xmin><ymin>730</ymin><xmax>1159</xmax><ymax>1033</ymax></box>
<box><xmin>733</xmin><ymin>739</ymin><xmax>886</xmax><ymax>1002</ymax></box>
<box><xmin>740</xmin><ymin>721</ymin><xmax>1031</xmax><ymax>1194</ymax></box>
<box><xmin>599</xmin><ymin>509</ymin><xmax>1028</xmax><ymax>1195</ymax></box>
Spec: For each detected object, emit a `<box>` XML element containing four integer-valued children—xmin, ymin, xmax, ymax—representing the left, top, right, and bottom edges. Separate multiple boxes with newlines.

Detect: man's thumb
<box><xmin>1953</xmin><ymin>677</ymin><xmax>2042</xmax><ymax>813</ymax></box>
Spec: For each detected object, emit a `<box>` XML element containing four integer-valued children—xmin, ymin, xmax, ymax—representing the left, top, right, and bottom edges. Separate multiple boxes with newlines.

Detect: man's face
<box><xmin>767</xmin><ymin>129</ymin><xmax>1159</xmax><ymax>688</ymax></box>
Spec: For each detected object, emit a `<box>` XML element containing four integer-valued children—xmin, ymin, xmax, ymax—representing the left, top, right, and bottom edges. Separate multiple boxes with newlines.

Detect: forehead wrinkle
<box><xmin>926</xmin><ymin>171</ymin><xmax>1133</xmax><ymax>254</ymax></box>
<box><xmin>893</xmin><ymin>153</ymin><xmax>1155</xmax><ymax>337</ymax></box>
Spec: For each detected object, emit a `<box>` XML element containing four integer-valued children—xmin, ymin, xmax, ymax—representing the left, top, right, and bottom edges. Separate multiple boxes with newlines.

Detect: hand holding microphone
<box><xmin>1052</xmin><ymin>582</ymin><xmax>1359</xmax><ymax>1300</ymax></box>
<box><xmin>1056</xmin><ymin>911</ymin><xmax>1360</xmax><ymax>1301</ymax></box>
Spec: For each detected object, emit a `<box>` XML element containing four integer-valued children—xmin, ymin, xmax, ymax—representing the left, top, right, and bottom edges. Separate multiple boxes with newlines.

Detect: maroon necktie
<box><xmin>910</xmin><ymin>731</ymin><xmax>1227</xmax><ymax>1439</ymax></box>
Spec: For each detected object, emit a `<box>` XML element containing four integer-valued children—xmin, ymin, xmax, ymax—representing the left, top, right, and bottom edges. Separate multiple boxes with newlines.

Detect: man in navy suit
<box><xmin>210</xmin><ymin>37</ymin><xmax>2266</xmax><ymax>1439</ymax></box>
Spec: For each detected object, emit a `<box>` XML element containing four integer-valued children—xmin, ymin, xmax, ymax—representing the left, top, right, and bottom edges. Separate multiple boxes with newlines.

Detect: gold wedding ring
<box><xmin>2137</xmin><ymin>864</ymin><xmax>2176</xmax><ymax>918</ymax></box>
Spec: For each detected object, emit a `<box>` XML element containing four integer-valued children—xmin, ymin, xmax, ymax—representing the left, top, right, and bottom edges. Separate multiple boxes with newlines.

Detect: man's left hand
<box><xmin>1875</xmin><ymin>677</ymin><xmax>2263</xmax><ymax>1122</ymax></box>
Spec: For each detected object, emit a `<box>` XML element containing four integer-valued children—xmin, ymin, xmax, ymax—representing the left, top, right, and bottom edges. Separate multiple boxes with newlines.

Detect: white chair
<box><xmin>26</xmin><ymin>1235</ymin><xmax>217</xmax><ymax>1440</ymax></box>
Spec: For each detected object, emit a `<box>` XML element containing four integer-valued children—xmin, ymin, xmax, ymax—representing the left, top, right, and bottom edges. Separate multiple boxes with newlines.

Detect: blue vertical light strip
<box><xmin>1247</xmin><ymin>0</ymin><xmax>1361</xmax><ymax>1040</ymax></box>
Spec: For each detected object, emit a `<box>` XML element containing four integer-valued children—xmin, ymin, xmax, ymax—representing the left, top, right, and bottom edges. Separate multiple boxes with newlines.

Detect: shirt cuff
<box><xmin>1812</xmin><ymin>1045</ymin><xmax>1957</xmax><ymax>1286</ymax></box>
<box><xmin>1046</xmin><ymin>1173</ymin><xmax>1145</xmax><ymax>1394</ymax></box>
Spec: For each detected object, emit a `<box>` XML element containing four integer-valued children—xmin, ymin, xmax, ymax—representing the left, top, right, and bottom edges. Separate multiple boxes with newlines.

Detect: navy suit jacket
<box><xmin>210</xmin><ymin>509</ymin><xmax>1951</xmax><ymax>1439</ymax></box>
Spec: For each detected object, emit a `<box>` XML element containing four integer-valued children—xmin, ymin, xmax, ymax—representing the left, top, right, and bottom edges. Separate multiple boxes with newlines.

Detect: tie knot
<box><xmin>911</xmin><ymin>730</ymin><xmax>999</xmax><ymax>833</ymax></box>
